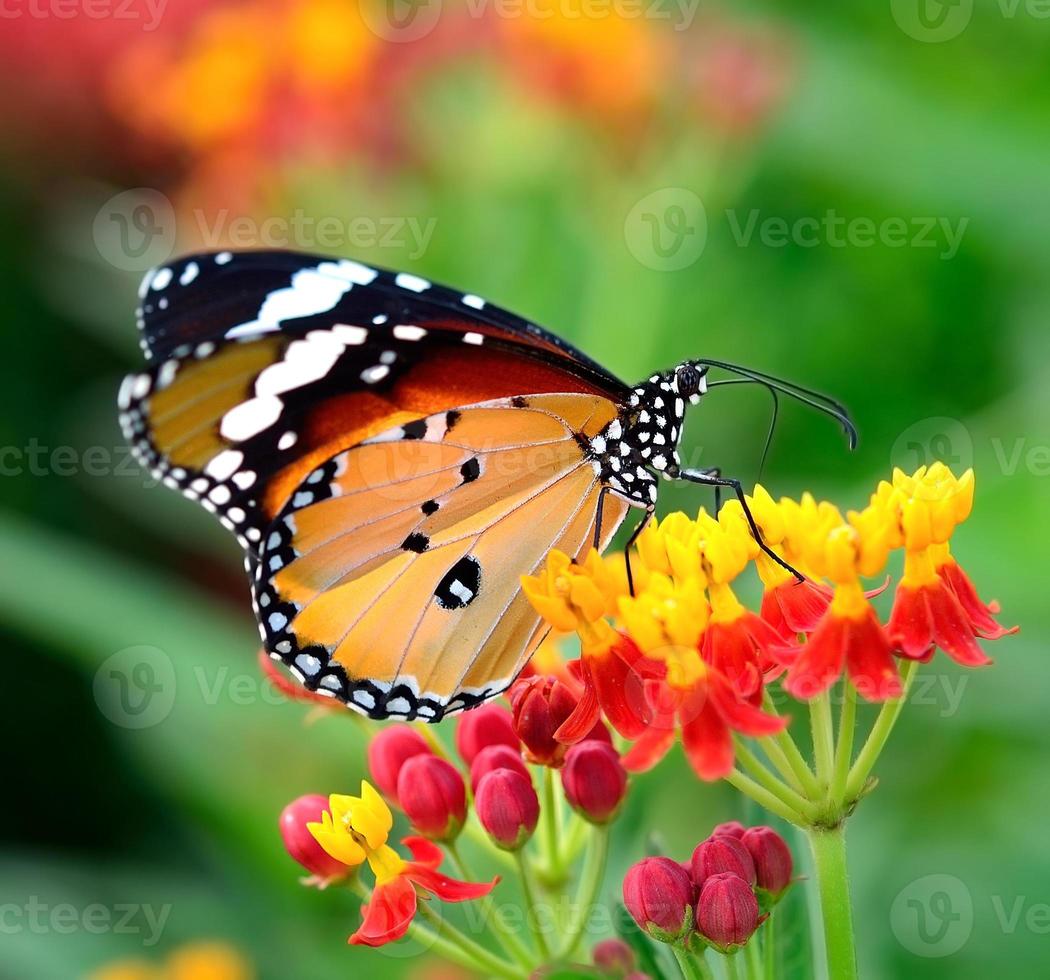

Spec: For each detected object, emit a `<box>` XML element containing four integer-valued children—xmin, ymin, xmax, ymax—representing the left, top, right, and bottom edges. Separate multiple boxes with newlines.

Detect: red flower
<box><xmin>455</xmin><ymin>703</ymin><xmax>519</xmax><ymax>764</ymax></box>
<box><xmin>623</xmin><ymin>857</ymin><xmax>696</xmax><ymax>943</ymax></box>
<box><xmin>351</xmin><ymin>837</ymin><xmax>496</xmax><ymax>947</ymax></box>
<box><xmin>938</xmin><ymin>557</ymin><xmax>1017</xmax><ymax>640</ymax></box>
<box><xmin>368</xmin><ymin>725</ymin><xmax>432</xmax><ymax>800</ymax></box>
<box><xmin>690</xmin><ymin>835</ymin><xmax>756</xmax><ymax>888</ymax></box>
<box><xmin>469</xmin><ymin>743</ymin><xmax>530</xmax><ymax>794</ymax></box>
<box><xmin>702</xmin><ymin>610</ymin><xmax>786</xmax><ymax>698</ymax></box>
<box><xmin>474</xmin><ymin>769</ymin><xmax>539</xmax><ymax>850</ymax></box>
<box><xmin>279</xmin><ymin>794</ymin><xmax>352</xmax><ymax>885</ymax></box>
<box><xmin>396</xmin><ymin>755</ymin><xmax>467</xmax><ymax>842</ymax></box>
<box><xmin>740</xmin><ymin>826</ymin><xmax>793</xmax><ymax>899</ymax></box>
<box><xmin>510</xmin><ymin>675</ymin><xmax>578</xmax><ymax>765</ymax></box>
<box><xmin>695</xmin><ymin>872</ymin><xmax>763</xmax><ymax>952</ymax></box>
<box><xmin>620</xmin><ymin>664</ymin><xmax>786</xmax><ymax>782</ymax></box>
<box><xmin>784</xmin><ymin>587</ymin><xmax>901</xmax><ymax>701</ymax></box>
<box><xmin>760</xmin><ymin>578</ymin><xmax>832</xmax><ymax>639</ymax></box>
<box><xmin>561</xmin><ymin>741</ymin><xmax>628</xmax><ymax>824</ymax></box>
<box><xmin>888</xmin><ymin>576</ymin><xmax>992</xmax><ymax>667</ymax></box>
<box><xmin>556</xmin><ymin>636</ymin><xmax>657</xmax><ymax>745</ymax></box>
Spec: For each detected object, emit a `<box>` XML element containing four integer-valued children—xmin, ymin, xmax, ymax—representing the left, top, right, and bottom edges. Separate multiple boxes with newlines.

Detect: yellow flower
<box><xmin>890</xmin><ymin>463</ymin><xmax>975</xmax><ymax>551</ymax></box>
<box><xmin>618</xmin><ymin>572</ymin><xmax>709</xmax><ymax>655</ymax></box>
<box><xmin>166</xmin><ymin>943</ymin><xmax>253</xmax><ymax>980</ymax></box>
<box><xmin>522</xmin><ymin>550</ymin><xmax>618</xmax><ymax>649</ymax></box>
<box><xmin>308</xmin><ymin>781</ymin><xmax>401</xmax><ymax>878</ymax></box>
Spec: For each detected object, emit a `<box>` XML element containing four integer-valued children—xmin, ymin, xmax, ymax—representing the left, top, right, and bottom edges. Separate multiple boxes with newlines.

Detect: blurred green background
<box><xmin>1</xmin><ymin>1</ymin><xmax>1047</xmax><ymax>977</ymax></box>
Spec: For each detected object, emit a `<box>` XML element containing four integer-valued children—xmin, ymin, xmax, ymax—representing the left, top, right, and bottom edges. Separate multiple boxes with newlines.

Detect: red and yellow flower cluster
<box><xmin>522</xmin><ymin>464</ymin><xmax>1015</xmax><ymax>782</ymax></box>
<box><xmin>280</xmin><ymin>696</ymin><xmax>629</xmax><ymax>946</ymax></box>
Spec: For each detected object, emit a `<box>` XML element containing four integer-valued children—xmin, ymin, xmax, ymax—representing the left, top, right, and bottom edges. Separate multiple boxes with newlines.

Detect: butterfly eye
<box><xmin>676</xmin><ymin>365</ymin><xmax>702</xmax><ymax>397</ymax></box>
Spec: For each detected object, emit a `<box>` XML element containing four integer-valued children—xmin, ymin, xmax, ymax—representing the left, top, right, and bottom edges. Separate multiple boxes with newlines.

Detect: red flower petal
<box><xmin>350</xmin><ymin>876</ymin><xmax>417</xmax><ymax>947</ymax></box>
<box><xmin>889</xmin><ymin>581</ymin><xmax>992</xmax><ymax>668</ymax></box>
<box><xmin>402</xmin><ymin>836</ymin><xmax>443</xmax><ymax>869</ymax></box>
<box><xmin>784</xmin><ymin>614</ymin><xmax>849</xmax><ymax>700</ymax></box>
<box><xmin>405</xmin><ymin>864</ymin><xmax>499</xmax><ymax>902</ymax></box>
<box><xmin>761</xmin><ymin>579</ymin><xmax>832</xmax><ymax>637</ymax></box>
<box><xmin>705</xmin><ymin>671</ymin><xmax>787</xmax><ymax>738</ymax></box>
<box><xmin>939</xmin><ymin>560</ymin><xmax>1018</xmax><ymax>640</ymax></box>
<box><xmin>554</xmin><ymin>679</ymin><xmax>600</xmax><ymax>744</ymax></box>
<box><xmin>702</xmin><ymin>620</ymin><xmax>762</xmax><ymax>698</ymax></box>
<box><xmin>621</xmin><ymin>725</ymin><xmax>677</xmax><ymax>773</ymax></box>
<box><xmin>591</xmin><ymin>639</ymin><xmax>653</xmax><ymax>740</ymax></box>
<box><xmin>842</xmin><ymin>610</ymin><xmax>902</xmax><ymax>700</ymax></box>
<box><xmin>887</xmin><ymin>584</ymin><xmax>936</xmax><ymax>661</ymax></box>
<box><xmin>681</xmin><ymin>695</ymin><xmax>734</xmax><ymax>781</ymax></box>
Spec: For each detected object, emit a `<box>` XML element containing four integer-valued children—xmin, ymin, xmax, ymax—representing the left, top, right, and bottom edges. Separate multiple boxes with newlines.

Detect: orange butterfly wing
<box><xmin>255</xmin><ymin>394</ymin><xmax>629</xmax><ymax>719</ymax></box>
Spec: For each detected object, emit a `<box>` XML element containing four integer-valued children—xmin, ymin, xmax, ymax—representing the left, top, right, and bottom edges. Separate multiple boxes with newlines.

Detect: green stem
<box><xmin>516</xmin><ymin>850</ymin><xmax>552</xmax><ymax>961</ymax></box>
<box><xmin>756</xmin><ymin>735</ymin><xmax>806</xmax><ymax>795</ymax></box>
<box><xmin>734</xmin><ymin>739</ymin><xmax>816</xmax><ymax>819</ymax></box>
<box><xmin>671</xmin><ymin>945</ymin><xmax>706</xmax><ymax>980</ymax></box>
<box><xmin>723</xmin><ymin>952</ymin><xmax>743</xmax><ymax>980</ymax></box>
<box><xmin>724</xmin><ymin>768</ymin><xmax>807</xmax><ymax>826</ymax></box>
<box><xmin>463</xmin><ymin>817</ymin><xmax>518</xmax><ymax>873</ymax></box>
<box><xmin>805</xmin><ymin>825</ymin><xmax>857</xmax><ymax>980</ymax></box>
<box><xmin>763</xmin><ymin>691</ymin><xmax>821</xmax><ymax>797</ymax></box>
<box><xmin>558</xmin><ymin>825</ymin><xmax>611</xmax><ymax>959</ymax></box>
<box><xmin>745</xmin><ymin>938</ymin><xmax>764</xmax><ymax>980</ymax></box>
<box><xmin>764</xmin><ymin>913</ymin><xmax>776</xmax><ymax>979</ymax></box>
<box><xmin>845</xmin><ymin>660</ymin><xmax>919</xmax><ymax>800</ymax></box>
<box><xmin>539</xmin><ymin>766</ymin><xmax>564</xmax><ymax>883</ymax></box>
<box><xmin>447</xmin><ymin>842</ymin><xmax>533</xmax><ymax>969</ymax></box>
<box><xmin>809</xmin><ymin>692</ymin><xmax>836</xmax><ymax>787</ymax></box>
<box><xmin>830</xmin><ymin>682</ymin><xmax>857</xmax><ymax>808</ymax></box>
<box><xmin>416</xmin><ymin>900</ymin><xmax>525</xmax><ymax>980</ymax></box>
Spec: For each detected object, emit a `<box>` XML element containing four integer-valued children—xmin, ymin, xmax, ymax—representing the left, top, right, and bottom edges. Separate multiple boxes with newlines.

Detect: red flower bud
<box><xmin>593</xmin><ymin>937</ymin><xmax>635</xmax><ymax>976</ymax></box>
<box><xmin>711</xmin><ymin>820</ymin><xmax>747</xmax><ymax>839</ymax></box>
<box><xmin>455</xmin><ymin>703</ymin><xmax>519</xmax><ymax>764</ymax></box>
<box><xmin>740</xmin><ymin>826</ymin><xmax>793</xmax><ymax>898</ymax></box>
<box><xmin>396</xmin><ymin>755</ymin><xmax>467</xmax><ymax>841</ymax></box>
<box><xmin>470</xmin><ymin>743</ymin><xmax>530</xmax><ymax>794</ymax></box>
<box><xmin>367</xmin><ymin>724</ymin><xmax>431</xmax><ymax>800</ymax></box>
<box><xmin>279</xmin><ymin>794</ymin><xmax>350</xmax><ymax>882</ymax></box>
<box><xmin>475</xmin><ymin>769</ymin><xmax>539</xmax><ymax>850</ymax></box>
<box><xmin>561</xmin><ymin>741</ymin><xmax>628</xmax><ymax>824</ymax></box>
<box><xmin>695</xmin><ymin>872</ymin><xmax>761</xmax><ymax>952</ymax></box>
<box><xmin>510</xmin><ymin>675</ymin><xmax>578</xmax><ymax>766</ymax></box>
<box><xmin>690</xmin><ymin>835</ymin><xmax>756</xmax><ymax>888</ymax></box>
<box><xmin>622</xmin><ymin>857</ymin><xmax>696</xmax><ymax>943</ymax></box>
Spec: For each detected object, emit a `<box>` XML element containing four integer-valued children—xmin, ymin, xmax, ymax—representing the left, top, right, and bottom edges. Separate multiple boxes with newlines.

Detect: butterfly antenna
<box><xmin>700</xmin><ymin>358</ymin><xmax>857</xmax><ymax>449</ymax></box>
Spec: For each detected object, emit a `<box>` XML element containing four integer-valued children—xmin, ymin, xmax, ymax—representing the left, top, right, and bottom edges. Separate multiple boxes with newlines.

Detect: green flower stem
<box><xmin>558</xmin><ymin>824</ymin><xmax>611</xmax><ymax>960</ymax></box>
<box><xmin>733</xmin><ymin>739</ymin><xmax>816</xmax><ymax>820</ymax></box>
<box><xmin>724</xmin><ymin>769</ymin><xmax>807</xmax><ymax>826</ymax></box>
<box><xmin>745</xmin><ymin>938</ymin><xmax>764</xmax><ymax>979</ymax></box>
<box><xmin>671</xmin><ymin>945</ymin><xmax>708</xmax><ymax>980</ymax></box>
<box><xmin>723</xmin><ymin>952</ymin><xmax>743</xmax><ymax>980</ymax></box>
<box><xmin>805</xmin><ymin>825</ymin><xmax>857</xmax><ymax>980</ymax></box>
<box><xmin>538</xmin><ymin>766</ymin><xmax>566</xmax><ymax>884</ymax></box>
<box><xmin>829</xmin><ymin>682</ymin><xmax>857</xmax><ymax>808</ymax></box>
<box><xmin>764</xmin><ymin>913</ymin><xmax>776</xmax><ymax>979</ymax></box>
<box><xmin>762</xmin><ymin>691</ymin><xmax>821</xmax><ymax>797</ymax></box>
<box><xmin>447</xmin><ymin>842</ymin><xmax>534</xmax><ymax>969</ymax></box>
<box><xmin>515</xmin><ymin>850</ymin><xmax>552</xmax><ymax>960</ymax></box>
<box><xmin>416</xmin><ymin>899</ymin><xmax>526</xmax><ymax>980</ymax></box>
<box><xmin>756</xmin><ymin>735</ymin><xmax>806</xmax><ymax>795</ymax></box>
<box><xmin>809</xmin><ymin>692</ymin><xmax>836</xmax><ymax>786</ymax></box>
<box><xmin>845</xmin><ymin>660</ymin><xmax>920</xmax><ymax>801</ymax></box>
<box><xmin>560</xmin><ymin>811</ymin><xmax>590</xmax><ymax>865</ymax></box>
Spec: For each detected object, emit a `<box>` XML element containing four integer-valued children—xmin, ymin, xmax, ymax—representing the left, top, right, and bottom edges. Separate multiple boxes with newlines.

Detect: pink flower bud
<box><xmin>622</xmin><ymin>857</ymin><xmax>696</xmax><ymax>943</ymax></box>
<box><xmin>455</xmin><ymin>703</ymin><xmax>519</xmax><ymax>764</ymax></box>
<box><xmin>711</xmin><ymin>820</ymin><xmax>747</xmax><ymax>839</ymax></box>
<box><xmin>279</xmin><ymin>794</ymin><xmax>350</xmax><ymax>881</ymax></box>
<box><xmin>741</xmin><ymin>826</ymin><xmax>794</xmax><ymax>898</ymax></box>
<box><xmin>367</xmin><ymin>724</ymin><xmax>432</xmax><ymax>800</ymax></box>
<box><xmin>470</xmin><ymin>743</ymin><xmax>529</xmax><ymax>794</ymax></box>
<box><xmin>690</xmin><ymin>835</ymin><xmax>756</xmax><ymax>888</ymax></box>
<box><xmin>561</xmin><ymin>741</ymin><xmax>628</xmax><ymax>824</ymax></box>
<box><xmin>396</xmin><ymin>755</ymin><xmax>467</xmax><ymax>841</ymax></box>
<box><xmin>695</xmin><ymin>872</ymin><xmax>761</xmax><ymax>952</ymax></box>
<box><xmin>510</xmin><ymin>675</ymin><xmax>578</xmax><ymax>766</ymax></box>
<box><xmin>475</xmin><ymin>769</ymin><xmax>539</xmax><ymax>850</ymax></box>
<box><xmin>593</xmin><ymin>937</ymin><xmax>635</xmax><ymax>976</ymax></box>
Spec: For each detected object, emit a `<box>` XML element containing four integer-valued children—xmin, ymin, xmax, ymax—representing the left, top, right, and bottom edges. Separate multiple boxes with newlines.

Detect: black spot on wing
<box><xmin>401</xmin><ymin>418</ymin><xmax>428</xmax><ymax>439</ymax></box>
<box><xmin>435</xmin><ymin>556</ymin><xmax>481</xmax><ymax>610</ymax></box>
<box><xmin>421</xmin><ymin>499</ymin><xmax>440</xmax><ymax>515</ymax></box>
<box><xmin>460</xmin><ymin>458</ymin><xmax>481</xmax><ymax>484</ymax></box>
<box><xmin>402</xmin><ymin>532</ymin><xmax>430</xmax><ymax>553</ymax></box>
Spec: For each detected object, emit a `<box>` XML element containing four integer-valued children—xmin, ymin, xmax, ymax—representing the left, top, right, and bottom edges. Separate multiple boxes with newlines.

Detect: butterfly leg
<box><xmin>592</xmin><ymin>486</ymin><xmax>608</xmax><ymax>553</ymax></box>
<box><xmin>624</xmin><ymin>506</ymin><xmax>655</xmax><ymax>597</ymax></box>
<box><xmin>691</xmin><ymin>466</ymin><xmax>723</xmax><ymax>511</ymax></box>
<box><xmin>676</xmin><ymin>469</ymin><xmax>804</xmax><ymax>582</ymax></box>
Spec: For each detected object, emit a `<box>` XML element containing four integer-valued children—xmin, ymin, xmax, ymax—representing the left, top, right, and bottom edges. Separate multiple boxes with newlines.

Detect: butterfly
<box><xmin>119</xmin><ymin>249</ymin><xmax>855</xmax><ymax>721</ymax></box>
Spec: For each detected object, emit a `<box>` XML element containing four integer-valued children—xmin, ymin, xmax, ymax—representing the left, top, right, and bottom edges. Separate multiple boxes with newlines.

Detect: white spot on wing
<box><xmin>395</xmin><ymin>273</ymin><xmax>430</xmax><ymax>293</ymax></box>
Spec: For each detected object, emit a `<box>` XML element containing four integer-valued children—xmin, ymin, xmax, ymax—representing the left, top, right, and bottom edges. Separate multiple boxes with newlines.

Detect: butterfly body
<box><xmin>120</xmin><ymin>250</ymin><xmax>853</xmax><ymax>721</ymax></box>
